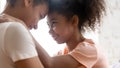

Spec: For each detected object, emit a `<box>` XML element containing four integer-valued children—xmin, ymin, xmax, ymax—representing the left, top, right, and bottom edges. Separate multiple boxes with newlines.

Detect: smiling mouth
<box><xmin>33</xmin><ymin>25</ymin><xmax>38</xmax><ymax>29</ymax></box>
<box><xmin>29</xmin><ymin>25</ymin><xmax>33</xmax><ymax>30</ymax></box>
<box><xmin>53</xmin><ymin>37</ymin><xmax>57</xmax><ymax>40</ymax></box>
<box><xmin>29</xmin><ymin>25</ymin><xmax>38</xmax><ymax>30</ymax></box>
<box><xmin>52</xmin><ymin>36</ymin><xmax>57</xmax><ymax>40</ymax></box>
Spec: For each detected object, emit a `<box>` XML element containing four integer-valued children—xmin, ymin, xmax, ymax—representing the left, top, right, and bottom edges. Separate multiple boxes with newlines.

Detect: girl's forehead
<box><xmin>48</xmin><ymin>13</ymin><xmax>63</xmax><ymax>19</ymax></box>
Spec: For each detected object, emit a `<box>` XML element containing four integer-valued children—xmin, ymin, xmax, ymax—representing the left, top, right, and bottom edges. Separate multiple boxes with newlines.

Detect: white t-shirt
<box><xmin>0</xmin><ymin>22</ymin><xmax>40</xmax><ymax>68</ymax></box>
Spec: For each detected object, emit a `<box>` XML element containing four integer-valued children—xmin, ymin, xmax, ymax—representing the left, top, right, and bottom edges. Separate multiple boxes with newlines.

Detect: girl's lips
<box><xmin>52</xmin><ymin>35</ymin><xmax>57</xmax><ymax>40</ymax></box>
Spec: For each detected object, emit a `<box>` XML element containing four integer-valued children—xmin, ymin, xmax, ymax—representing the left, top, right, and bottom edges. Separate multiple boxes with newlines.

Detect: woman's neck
<box><xmin>3</xmin><ymin>6</ymin><xmax>20</xmax><ymax>20</ymax></box>
<box><xmin>2</xmin><ymin>9</ymin><xmax>29</xmax><ymax>30</ymax></box>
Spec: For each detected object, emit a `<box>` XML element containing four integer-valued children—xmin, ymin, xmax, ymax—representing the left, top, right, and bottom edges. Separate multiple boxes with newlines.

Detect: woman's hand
<box><xmin>0</xmin><ymin>16</ymin><xmax>12</xmax><ymax>23</ymax></box>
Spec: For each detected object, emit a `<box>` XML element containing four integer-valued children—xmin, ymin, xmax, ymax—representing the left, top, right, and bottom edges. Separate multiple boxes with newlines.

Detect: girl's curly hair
<box><xmin>48</xmin><ymin>0</ymin><xmax>106</xmax><ymax>32</ymax></box>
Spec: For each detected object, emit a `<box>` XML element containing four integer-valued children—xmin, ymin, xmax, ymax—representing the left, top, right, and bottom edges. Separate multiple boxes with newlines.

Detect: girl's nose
<box><xmin>49</xmin><ymin>28</ymin><xmax>53</xmax><ymax>35</ymax></box>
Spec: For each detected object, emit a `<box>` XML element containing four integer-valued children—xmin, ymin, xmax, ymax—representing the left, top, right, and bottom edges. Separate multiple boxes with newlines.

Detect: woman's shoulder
<box><xmin>0</xmin><ymin>13</ymin><xmax>26</xmax><ymax>29</ymax></box>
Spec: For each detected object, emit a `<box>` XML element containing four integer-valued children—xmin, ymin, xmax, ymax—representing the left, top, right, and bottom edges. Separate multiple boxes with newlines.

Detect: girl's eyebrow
<box><xmin>49</xmin><ymin>17</ymin><xmax>58</xmax><ymax>23</ymax></box>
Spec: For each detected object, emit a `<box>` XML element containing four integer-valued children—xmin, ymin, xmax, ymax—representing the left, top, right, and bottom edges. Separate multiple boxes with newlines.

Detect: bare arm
<box><xmin>35</xmin><ymin>40</ymin><xmax>82</xmax><ymax>68</ymax></box>
<box><xmin>15</xmin><ymin>57</ymin><xmax>44</xmax><ymax>68</ymax></box>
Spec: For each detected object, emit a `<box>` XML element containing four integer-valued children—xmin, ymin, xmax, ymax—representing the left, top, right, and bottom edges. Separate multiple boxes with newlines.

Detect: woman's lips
<box><xmin>29</xmin><ymin>25</ymin><xmax>38</xmax><ymax>29</ymax></box>
<box><xmin>33</xmin><ymin>25</ymin><xmax>38</xmax><ymax>29</ymax></box>
<box><xmin>29</xmin><ymin>25</ymin><xmax>32</xmax><ymax>29</ymax></box>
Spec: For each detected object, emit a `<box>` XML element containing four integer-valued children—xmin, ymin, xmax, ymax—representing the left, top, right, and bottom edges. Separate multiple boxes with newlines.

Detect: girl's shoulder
<box><xmin>71</xmin><ymin>39</ymin><xmax>97</xmax><ymax>56</ymax></box>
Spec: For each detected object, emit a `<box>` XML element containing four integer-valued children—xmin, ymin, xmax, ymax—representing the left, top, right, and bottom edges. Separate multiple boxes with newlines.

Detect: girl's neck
<box><xmin>66</xmin><ymin>32</ymin><xmax>85</xmax><ymax>51</ymax></box>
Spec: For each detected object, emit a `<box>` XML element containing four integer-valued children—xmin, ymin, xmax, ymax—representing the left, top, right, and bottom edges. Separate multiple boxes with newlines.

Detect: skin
<box><xmin>4</xmin><ymin>0</ymin><xmax>48</xmax><ymax>29</ymax></box>
<box><xmin>15</xmin><ymin>57</ymin><xmax>44</xmax><ymax>68</ymax></box>
<box><xmin>35</xmin><ymin>12</ymin><xmax>86</xmax><ymax>68</ymax></box>
<box><xmin>47</xmin><ymin>13</ymin><xmax>85</xmax><ymax>51</ymax></box>
<box><xmin>1</xmin><ymin>0</ymin><xmax>48</xmax><ymax>68</ymax></box>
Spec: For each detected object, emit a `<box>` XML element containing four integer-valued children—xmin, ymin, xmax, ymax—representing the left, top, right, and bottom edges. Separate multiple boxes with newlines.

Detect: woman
<box><xmin>0</xmin><ymin>0</ymin><xmax>48</xmax><ymax>68</ymax></box>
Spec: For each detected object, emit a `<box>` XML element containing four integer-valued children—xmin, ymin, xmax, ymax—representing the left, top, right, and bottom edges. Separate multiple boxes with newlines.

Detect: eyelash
<box><xmin>40</xmin><ymin>14</ymin><xmax>45</xmax><ymax>19</ymax></box>
<box><xmin>51</xmin><ymin>22</ymin><xmax>56</xmax><ymax>27</ymax></box>
<box><xmin>48</xmin><ymin>21</ymin><xmax>56</xmax><ymax>29</ymax></box>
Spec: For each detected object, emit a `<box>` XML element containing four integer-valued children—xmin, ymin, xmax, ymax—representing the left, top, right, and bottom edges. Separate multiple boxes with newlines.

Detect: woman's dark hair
<box><xmin>7</xmin><ymin>0</ymin><xmax>49</xmax><ymax>7</ymax></box>
<box><xmin>48</xmin><ymin>0</ymin><xmax>106</xmax><ymax>32</ymax></box>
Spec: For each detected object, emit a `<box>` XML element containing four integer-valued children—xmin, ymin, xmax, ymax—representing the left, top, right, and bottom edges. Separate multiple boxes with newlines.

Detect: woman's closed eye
<box><xmin>40</xmin><ymin>14</ymin><xmax>45</xmax><ymax>19</ymax></box>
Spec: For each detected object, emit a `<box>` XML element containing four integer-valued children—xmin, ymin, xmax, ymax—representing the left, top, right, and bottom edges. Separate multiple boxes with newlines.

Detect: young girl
<box><xmin>0</xmin><ymin>0</ymin><xmax>48</xmax><ymax>68</ymax></box>
<box><xmin>36</xmin><ymin>0</ymin><xmax>109</xmax><ymax>68</ymax></box>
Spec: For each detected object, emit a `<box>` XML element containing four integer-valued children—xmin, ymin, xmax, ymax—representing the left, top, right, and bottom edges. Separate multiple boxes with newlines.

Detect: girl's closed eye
<box><xmin>51</xmin><ymin>21</ymin><xmax>57</xmax><ymax>27</ymax></box>
<box><xmin>47</xmin><ymin>22</ymin><xmax>55</xmax><ymax>29</ymax></box>
<box><xmin>48</xmin><ymin>20</ymin><xmax>57</xmax><ymax>29</ymax></box>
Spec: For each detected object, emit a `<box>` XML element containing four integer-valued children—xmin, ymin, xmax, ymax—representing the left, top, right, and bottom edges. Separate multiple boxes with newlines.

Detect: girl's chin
<box><xmin>56</xmin><ymin>40</ymin><xmax>65</xmax><ymax>44</ymax></box>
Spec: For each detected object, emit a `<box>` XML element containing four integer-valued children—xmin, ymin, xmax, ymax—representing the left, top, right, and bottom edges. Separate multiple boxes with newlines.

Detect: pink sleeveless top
<box><xmin>57</xmin><ymin>39</ymin><xmax>109</xmax><ymax>68</ymax></box>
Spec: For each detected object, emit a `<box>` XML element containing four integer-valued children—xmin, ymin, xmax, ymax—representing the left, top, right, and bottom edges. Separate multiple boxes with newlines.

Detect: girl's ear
<box><xmin>71</xmin><ymin>15</ymin><xmax>79</xmax><ymax>27</ymax></box>
<box><xmin>24</xmin><ymin>0</ymin><xmax>33</xmax><ymax>7</ymax></box>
